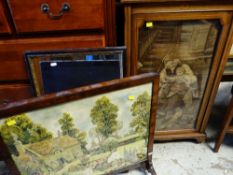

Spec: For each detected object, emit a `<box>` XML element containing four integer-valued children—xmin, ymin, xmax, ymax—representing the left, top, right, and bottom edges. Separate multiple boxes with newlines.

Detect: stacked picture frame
<box><xmin>25</xmin><ymin>47</ymin><xmax>125</xmax><ymax>96</ymax></box>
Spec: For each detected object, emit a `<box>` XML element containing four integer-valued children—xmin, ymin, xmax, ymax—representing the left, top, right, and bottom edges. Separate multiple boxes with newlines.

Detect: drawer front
<box><xmin>0</xmin><ymin>84</ymin><xmax>33</xmax><ymax>106</ymax></box>
<box><xmin>7</xmin><ymin>0</ymin><xmax>104</xmax><ymax>33</ymax></box>
<box><xmin>0</xmin><ymin>2</ymin><xmax>11</xmax><ymax>34</ymax></box>
<box><xmin>0</xmin><ymin>34</ymin><xmax>105</xmax><ymax>81</ymax></box>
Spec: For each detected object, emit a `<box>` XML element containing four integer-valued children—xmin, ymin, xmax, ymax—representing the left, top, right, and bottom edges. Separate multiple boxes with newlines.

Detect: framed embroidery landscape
<box><xmin>0</xmin><ymin>73</ymin><xmax>159</xmax><ymax>175</ymax></box>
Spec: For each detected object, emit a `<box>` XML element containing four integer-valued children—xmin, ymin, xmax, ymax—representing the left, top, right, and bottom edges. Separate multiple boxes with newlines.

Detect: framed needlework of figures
<box><xmin>0</xmin><ymin>73</ymin><xmax>159</xmax><ymax>175</ymax></box>
<box><xmin>25</xmin><ymin>47</ymin><xmax>125</xmax><ymax>96</ymax></box>
<box><xmin>122</xmin><ymin>0</ymin><xmax>233</xmax><ymax>142</ymax></box>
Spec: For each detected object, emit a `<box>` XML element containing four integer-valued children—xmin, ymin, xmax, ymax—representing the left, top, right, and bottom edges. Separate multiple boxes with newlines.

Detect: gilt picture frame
<box><xmin>0</xmin><ymin>73</ymin><xmax>159</xmax><ymax>175</ymax></box>
<box><xmin>25</xmin><ymin>47</ymin><xmax>125</xmax><ymax>96</ymax></box>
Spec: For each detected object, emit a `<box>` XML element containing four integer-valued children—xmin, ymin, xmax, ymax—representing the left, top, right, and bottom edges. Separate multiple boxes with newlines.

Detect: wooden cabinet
<box><xmin>0</xmin><ymin>35</ymin><xmax>105</xmax><ymax>81</ymax></box>
<box><xmin>0</xmin><ymin>0</ymin><xmax>116</xmax><ymax>106</ymax></box>
<box><xmin>121</xmin><ymin>0</ymin><xmax>233</xmax><ymax>142</ymax></box>
<box><xmin>0</xmin><ymin>84</ymin><xmax>33</xmax><ymax>107</ymax></box>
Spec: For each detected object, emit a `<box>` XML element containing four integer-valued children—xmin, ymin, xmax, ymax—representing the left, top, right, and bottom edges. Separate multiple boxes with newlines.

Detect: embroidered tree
<box><xmin>0</xmin><ymin>114</ymin><xmax>53</xmax><ymax>153</ymax></box>
<box><xmin>75</xmin><ymin>129</ymin><xmax>87</xmax><ymax>151</ymax></box>
<box><xmin>58</xmin><ymin>112</ymin><xmax>87</xmax><ymax>150</ymax></box>
<box><xmin>59</xmin><ymin>112</ymin><xmax>76</xmax><ymax>137</ymax></box>
<box><xmin>130</xmin><ymin>91</ymin><xmax>151</xmax><ymax>134</ymax></box>
<box><xmin>90</xmin><ymin>96</ymin><xmax>119</xmax><ymax>140</ymax></box>
<box><xmin>29</xmin><ymin>124</ymin><xmax>53</xmax><ymax>143</ymax></box>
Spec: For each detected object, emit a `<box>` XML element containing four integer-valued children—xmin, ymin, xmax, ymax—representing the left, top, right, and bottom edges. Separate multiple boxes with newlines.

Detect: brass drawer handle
<box><xmin>41</xmin><ymin>3</ymin><xmax>70</xmax><ymax>20</ymax></box>
<box><xmin>2</xmin><ymin>99</ymin><xmax>10</xmax><ymax>105</ymax></box>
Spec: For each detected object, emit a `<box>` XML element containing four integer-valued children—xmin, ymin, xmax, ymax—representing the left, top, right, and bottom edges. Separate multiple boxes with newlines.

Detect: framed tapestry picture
<box><xmin>0</xmin><ymin>73</ymin><xmax>159</xmax><ymax>175</ymax></box>
<box><xmin>122</xmin><ymin>0</ymin><xmax>233</xmax><ymax>142</ymax></box>
<box><xmin>25</xmin><ymin>47</ymin><xmax>125</xmax><ymax>96</ymax></box>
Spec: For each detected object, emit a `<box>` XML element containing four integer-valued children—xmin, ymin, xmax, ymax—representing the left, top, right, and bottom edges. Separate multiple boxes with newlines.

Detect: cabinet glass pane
<box><xmin>138</xmin><ymin>20</ymin><xmax>220</xmax><ymax>130</ymax></box>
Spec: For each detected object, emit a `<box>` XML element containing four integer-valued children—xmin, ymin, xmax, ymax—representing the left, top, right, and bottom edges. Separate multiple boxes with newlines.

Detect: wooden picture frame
<box><xmin>25</xmin><ymin>47</ymin><xmax>125</xmax><ymax>96</ymax></box>
<box><xmin>0</xmin><ymin>73</ymin><xmax>159</xmax><ymax>175</ymax></box>
<box><xmin>121</xmin><ymin>0</ymin><xmax>233</xmax><ymax>142</ymax></box>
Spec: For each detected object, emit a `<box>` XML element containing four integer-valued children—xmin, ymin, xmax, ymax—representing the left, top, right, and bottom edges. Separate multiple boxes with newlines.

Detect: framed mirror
<box><xmin>25</xmin><ymin>47</ymin><xmax>125</xmax><ymax>96</ymax></box>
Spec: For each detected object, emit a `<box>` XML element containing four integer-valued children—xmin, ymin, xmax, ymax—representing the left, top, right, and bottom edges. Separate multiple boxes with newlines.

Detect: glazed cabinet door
<box><xmin>129</xmin><ymin>11</ymin><xmax>232</xmax><ymax>139</ymax></box>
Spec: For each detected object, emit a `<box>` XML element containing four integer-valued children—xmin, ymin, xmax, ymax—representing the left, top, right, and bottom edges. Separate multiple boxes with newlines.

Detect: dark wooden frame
<box><xmin>121</xmin><ymin>0</ymin><xmax>233</xmax><ymax>142</ymax></box>
<box><xmin>0</xmin><ymin>73</ymin><xmax>159</xmax><ymax>175</ymax></box>
<box><xmin>25</xmin><ymin>46</ymin><xmax>125</xmax><ymax>96</ymax></box>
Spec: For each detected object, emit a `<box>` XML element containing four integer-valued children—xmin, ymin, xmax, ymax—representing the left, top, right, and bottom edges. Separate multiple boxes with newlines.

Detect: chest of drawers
<box><xmin>0</xmin><ymin>0</ymin><xmax>116</xmax><ymax>106</ymax></box>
